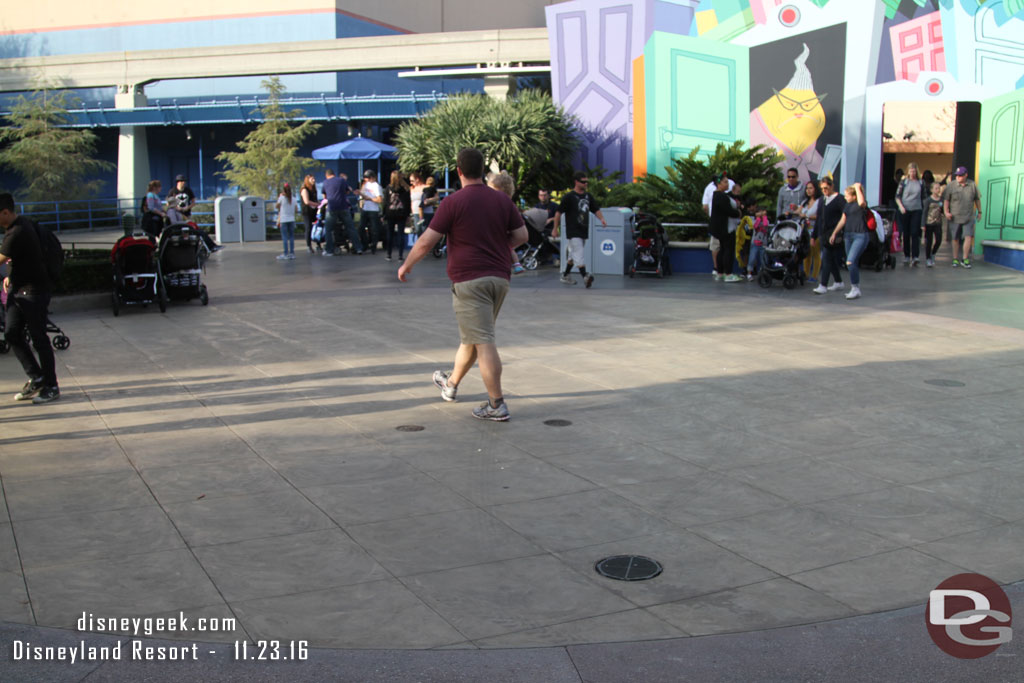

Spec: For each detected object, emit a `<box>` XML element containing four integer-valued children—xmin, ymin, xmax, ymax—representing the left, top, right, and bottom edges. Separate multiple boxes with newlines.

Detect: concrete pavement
<box><xmin>1</xmin><ymin>234</ymin><xmax>1022</xmax><ymax>680</ymax></box>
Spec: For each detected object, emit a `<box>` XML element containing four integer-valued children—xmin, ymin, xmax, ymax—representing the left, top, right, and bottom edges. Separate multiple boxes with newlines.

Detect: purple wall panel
<box><xmin>547</xmin><ymin>0</ymin><xmax>696</xmax><ymax>181</ymax></box>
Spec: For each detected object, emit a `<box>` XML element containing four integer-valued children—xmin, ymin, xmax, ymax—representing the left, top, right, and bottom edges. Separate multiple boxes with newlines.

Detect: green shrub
<box><xmin>54</xmin><ymin>248</ymin><xmax>110</xmax><ymax>295</ymax></box>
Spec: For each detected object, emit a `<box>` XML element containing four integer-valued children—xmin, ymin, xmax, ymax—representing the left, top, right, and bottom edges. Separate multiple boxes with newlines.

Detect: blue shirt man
<box><xmin>321</xmin><ymin>169</ymin><xmax>359</xmax><ymax>255</ymax></box>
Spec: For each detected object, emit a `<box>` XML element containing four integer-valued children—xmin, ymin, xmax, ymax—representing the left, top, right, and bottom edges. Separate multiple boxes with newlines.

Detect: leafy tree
<box><xmin>216</xmin><ymin>77</ymin><xmax>320</xmax><ymax>198</ymax></box>
<box><xmin>394</xmin><ymin>91</ymin><xmax>579</xmax><ymax>202</ymax></box>
<box><xmin>0</xmin><ymin>84</ymin><xmax>114</xmax><ymax>201</ymax></box>
<box><xmin>603</xmin><ymin>141</ymin><xmax>784</xmax><ymax>236</ymax></box>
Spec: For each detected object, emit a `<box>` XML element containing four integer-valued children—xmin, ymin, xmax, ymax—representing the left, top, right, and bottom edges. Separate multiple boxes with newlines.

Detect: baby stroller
<box><xmin>518</xmin><ymin>208</ymin><xmax>559</xmax><ymax>270</ymax></box>
<box><xmin>158</xmin><ymin>223</ymin><xmax>209</xmax><ymax>306</ymax></box>
<box><xmin>860</xmin><ymin>207</ymin><xmax>898</xmax><ymax>272</ymax></box>
<box><xmin>757</xmin><ymin>219</ymin><xmax>809</xmax><ymax>289</ymax></box>
<box><xmin>111</xmin><ymin>233</ymin><xmax>165</xmax><ymax>316</ymax></box>
<box><xmin>629</xmin><ymin>212</ymin><xmax>671</xmax><ymax>278</ymax></box>
<box><xmin>0</xmin><ymin>296</ymin><xmax>70</xmax><ymax>353</ymax></box>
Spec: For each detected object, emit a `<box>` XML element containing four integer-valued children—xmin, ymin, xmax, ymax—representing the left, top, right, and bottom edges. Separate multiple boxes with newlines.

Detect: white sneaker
<box><xmin>276</xmin><ymin>254</ymin><xmax>288</xmax><ymax>260</ymax></box>
<box><xmin>711</xmin><ymin>270</ymin><xmax>719</xmax><ymax>279</ymax></box>
<box><xmin>827</xmin><ymin>282</ymin><xmax>845</xmax><ymax>291</ymax></box>
<box><xmin>845</xmin><ymin>286</ymin><xmax>862</xmax><ymax>300</ymax></box>
<box><xmin>812</xmin><ymin>284</ymin><xmax>827</xmax><ymax>295</ymax></box>
<box><xmin>559</xmin><ymin>274</ymin><xmax>576</xmax><ymax>285</ymax></box>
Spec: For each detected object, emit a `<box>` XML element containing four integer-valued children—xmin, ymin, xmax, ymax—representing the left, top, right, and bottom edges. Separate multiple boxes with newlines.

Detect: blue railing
<box><xmin>15</xmin><ymin>197</ymin><xmax>226</xmax><ymax>233</ymax></box>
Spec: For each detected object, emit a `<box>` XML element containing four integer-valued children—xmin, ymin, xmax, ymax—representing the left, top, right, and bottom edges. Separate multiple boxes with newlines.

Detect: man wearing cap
<box><xmin>943</xmin><ymin>166</ymin><xmax>982</xmax><ymax>269</ymax></box>
<box><xmin>358</xmin><ymin>170</ymin><xmax>383</xmax><ymax>254</ymax></box>
<box><xmin>168</xmin><ymin>175</ymin><xmax>196</xmax><ymax>219</ymax></box>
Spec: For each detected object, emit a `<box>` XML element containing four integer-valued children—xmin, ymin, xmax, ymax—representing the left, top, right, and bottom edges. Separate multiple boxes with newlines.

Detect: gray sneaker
<box><xmin>472</xmin><ymin>400</ymin><xmax>510</xmax><ymax>422</ymax></box>
<box><xmin>31</xmin><ymin>386</ymin><xmax>60</xmax><ymax>404</ymax></box>
<box><xmin>432</xmin><ymin>370</ymin><xmax>457</xmax><ymax>402</ymax></box>
<box><xmin>559</xmin><ymin>274</ymin><xmax>576</xmax><ymax>285</ymax></box>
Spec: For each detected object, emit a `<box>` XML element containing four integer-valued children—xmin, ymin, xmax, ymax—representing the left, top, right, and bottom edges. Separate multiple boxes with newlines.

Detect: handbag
<box><xmin>310</xmin><ymin>222</ymin><xmax>325</xmax><ymax>242</ymax></box>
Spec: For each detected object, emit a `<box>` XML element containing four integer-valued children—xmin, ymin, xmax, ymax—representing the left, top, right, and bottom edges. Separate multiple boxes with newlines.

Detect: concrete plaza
<box><xmin>1</xmin><ymin>234</ymin><xmax>1022</xmax><ymax>680</ymax></box>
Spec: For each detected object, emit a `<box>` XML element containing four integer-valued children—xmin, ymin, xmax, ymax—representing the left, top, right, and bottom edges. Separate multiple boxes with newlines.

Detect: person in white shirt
<box><xmin>276</xmin><ymin>182</ymin><xmax>298</xmax><ymax>260</ymax></box>
<box><xmin>358</xmin><ymin>170</ymin><xmax>383</xmax><ymax>254</ymax></box>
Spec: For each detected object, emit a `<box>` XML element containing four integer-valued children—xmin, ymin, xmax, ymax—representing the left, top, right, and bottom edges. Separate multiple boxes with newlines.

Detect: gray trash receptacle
<box><xmin>558</xmin><ymin>208</ymin><xmax>634</xmax><ymax>275</ymax></box>
<box><xmin>239</xmin><ymin>196</ymin><xmax>266</xmax><ymax>242</ymax></box>
<box><xmin>214</xmin><ymin>197</ymin><xmax>242</xmax><ymax>244</ymax></box>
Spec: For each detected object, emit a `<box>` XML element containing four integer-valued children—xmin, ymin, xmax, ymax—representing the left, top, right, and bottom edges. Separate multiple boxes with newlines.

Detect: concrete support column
<box><xmin>115</xmin><ymin>86</ymin><xmax>150</xmax><ymax>206</ymax></box>
<box><xmin>483</xmin><ymin>74</ymin><xmax>516</xmax><ymax>101</ymax></box>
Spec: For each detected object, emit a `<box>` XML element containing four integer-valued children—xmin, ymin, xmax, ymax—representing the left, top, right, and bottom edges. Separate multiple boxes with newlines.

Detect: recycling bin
<box><xmin>214</xmin><ymin>197</ymin><xmax>241</xmax><ymax>243</ymax></box>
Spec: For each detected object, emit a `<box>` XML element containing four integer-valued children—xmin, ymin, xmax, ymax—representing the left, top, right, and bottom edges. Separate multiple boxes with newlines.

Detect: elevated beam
<box><xmin>0</xmin><ymin>28</ymin><xmax>550</xmax><ymax>92</ymax></box>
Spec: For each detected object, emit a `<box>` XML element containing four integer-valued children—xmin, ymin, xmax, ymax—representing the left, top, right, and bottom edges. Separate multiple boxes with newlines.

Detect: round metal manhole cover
<box><xmin>395</xmin><ymin>425</ymin><xmax>425</xmax><ymax>432</ymax></box>
<box><xmin>544</xmin><ymin>419</ymin><xmax>573</xmax><ymax>427</ymax></box>
<box><xmin>595</xmin><ymin>555</ymin><xmax>663</xmax><ymax>581</ymax></box>
<box><xmin>924</xmin><ymin>379</ymin><xmax>966</xmax><ymax>387</ymax></box>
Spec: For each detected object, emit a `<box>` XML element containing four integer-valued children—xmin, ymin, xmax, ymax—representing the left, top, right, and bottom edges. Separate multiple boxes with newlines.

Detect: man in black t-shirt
<box><xmin>553</xmin><ymin>172</ymin><xmax>606</xmax><ymax>288</ymax></box>
<box><xmin>0</xmin><ymin>193</ymin><xmax>59</xmax><ymax>403</ymax></box>
<box><xmin>168</xmin><ymin>174</ymin><xmax>196</xmax><ymax>218</ymax></box>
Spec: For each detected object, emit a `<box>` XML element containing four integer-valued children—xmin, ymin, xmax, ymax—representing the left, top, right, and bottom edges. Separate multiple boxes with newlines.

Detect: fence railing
<box><xmin>13</xmin><ymin>197</ymin><xmax>276</xmax><ymax>233</ymax></box>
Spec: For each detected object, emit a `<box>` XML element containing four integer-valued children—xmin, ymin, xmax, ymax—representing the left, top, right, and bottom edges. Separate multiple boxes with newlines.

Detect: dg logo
<box><xmin>927</xmin><ymin>573</ymin><xmax>1012</xmax><ymax>659</ymax></box>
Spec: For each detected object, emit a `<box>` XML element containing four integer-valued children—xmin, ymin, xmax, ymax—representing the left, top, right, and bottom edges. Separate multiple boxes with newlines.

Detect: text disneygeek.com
<box><xmin>9</xmin><ymin>611</ymin><xmax>309</xmax><ymax>662</ymax></box>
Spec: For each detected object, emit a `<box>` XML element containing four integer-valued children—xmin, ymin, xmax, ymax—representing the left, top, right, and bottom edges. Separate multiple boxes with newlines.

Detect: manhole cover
<box><xmin>544</xmin><ymin>419</ymin><xmax>573</xmax><ymax>427</ymax></box>
<box><xmin>595</xmin><ymin>555</ymin><xmax>663</xmax><ymax>581</ymax></box>
<box><xmin>395</xmin><ymin>425</ymin><xmax>425</xmax><ymax>432</ymax></box>
<box><xmin>924</xmin><ymin>379</ymin><xmax>966</xmax><ymax>387</ymax></box>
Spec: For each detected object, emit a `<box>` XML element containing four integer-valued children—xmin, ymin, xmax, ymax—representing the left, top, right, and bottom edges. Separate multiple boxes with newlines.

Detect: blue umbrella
<box><xmin>312</xmin><ymin>137</ymin><xmax>397</xmax><ymax>179</ymax></box>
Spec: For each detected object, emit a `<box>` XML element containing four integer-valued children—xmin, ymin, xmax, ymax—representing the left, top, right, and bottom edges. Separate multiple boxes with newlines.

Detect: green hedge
<box><xmin>55</xmin><ymin>248</ymin><xmax>110</xmax><ymax>295</ymax></box>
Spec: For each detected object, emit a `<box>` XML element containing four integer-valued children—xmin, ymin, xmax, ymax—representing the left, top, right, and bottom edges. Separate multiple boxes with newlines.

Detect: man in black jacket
<box><xmin>0</xmin><ymin>193</ymin><xmax>60</xmax><ymax>403</ymax></box>
<box><xmin>708</xmin><ymin>174</ymin><xmax>742</xmax><ymax>281</ymax></box>
<box><xmin>811</xmin><ymin>176</ymin><xmax>846</xmax><ymax>294</ymax></box>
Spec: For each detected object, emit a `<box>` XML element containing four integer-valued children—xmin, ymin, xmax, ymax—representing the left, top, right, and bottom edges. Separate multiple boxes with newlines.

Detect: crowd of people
<box><xmin>140</xmin><ymin>174</ymin><xmax>222</xmax><ymax>253</ymax></box>
<box><xmin>706</xmin><ymin>162</ymin><xmax>984</xmax><ymax>300</ymax></box>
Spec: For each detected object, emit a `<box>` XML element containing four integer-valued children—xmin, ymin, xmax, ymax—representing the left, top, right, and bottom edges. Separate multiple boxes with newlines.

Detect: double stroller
<box><xmin>756</xmin><ymin>219</ymin><xmax>810</xmax><ymax>289</ymax></box>
<box><xmin>111</xmin><ymin>233</ymin><xmax>166</xmax><ymax>315</ymax></box>
<box><xmin>859</xmin><ymin>207</ymin><xmax>898</xmax><ymax>272</ymax></box>
<box><xmin>517</xmin><ymin>208</ymin><xmax>559</xmax><ymax>270</ymax></box>
<box><xmin>629</xmin><ymin>212</ymin><xmax>671</xmax><ymax>278</ymax></box>
<box><xmin>158</xmin><ymin>223</ymin><xmax>210</xmax><ymax>306</ymax></box>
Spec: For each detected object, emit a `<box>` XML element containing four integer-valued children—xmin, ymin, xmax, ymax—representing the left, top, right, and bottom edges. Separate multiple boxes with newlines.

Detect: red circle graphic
<box><xmin>926</xmin><ymin>573</ymin><xmax>1012</xmax><ymax>659</ymax></box>
<box><xmin>779</xmin><ymin>7</ymin><xmax>800</xmax><ymax>26</ymax></box>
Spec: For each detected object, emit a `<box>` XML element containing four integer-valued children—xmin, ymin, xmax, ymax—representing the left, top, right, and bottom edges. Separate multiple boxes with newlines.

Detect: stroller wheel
<box><xmin>522</xmin><ymin>255</ymin><xmax>538</xmax><ymax>271</ymax></box>
<box><xmin>757</xmin><ymin>271</ymin><xmax>772</xmax><ymax>288</ymax></box>
<box><xmin>875</xmin><ymin>261</ymin><xmax>883</xmax><ymax>272</ymax></box>
<box><xmin>200</xmin><ymin>286</ymin><xmax>210</xmax><ymax>306</ymax></box>
<box><xmin>0</xmin><ymin>340</ymin><xmax>8</xmax><ymax>354</ymax></box>
<box><xmin>53</xmin><ymin>335</ymin><xmax>70</xmax><ymax>350</ymax></box>
<box><xmin>783</xmin><ymin>274</ymin><xmax>797</xmax><ymax>290</ymax></box>
<box><xmin>111</xmin><ymin>291</ymin><xmax>120</xmax><ymax>317</ymax></box>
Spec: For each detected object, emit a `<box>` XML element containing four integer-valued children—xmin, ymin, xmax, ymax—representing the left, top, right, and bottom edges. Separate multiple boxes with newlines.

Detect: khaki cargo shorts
<box><xmin>452</xmin><ymin>276</ymin><xmax>509</xmax><ymax>345</ymax></box>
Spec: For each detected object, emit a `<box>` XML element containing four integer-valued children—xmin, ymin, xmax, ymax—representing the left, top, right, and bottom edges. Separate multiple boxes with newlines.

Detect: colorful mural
<box><xmin>546</xmin><ymin>0</ymin><xmax>1024</xmax><ymax>249</ymax></box>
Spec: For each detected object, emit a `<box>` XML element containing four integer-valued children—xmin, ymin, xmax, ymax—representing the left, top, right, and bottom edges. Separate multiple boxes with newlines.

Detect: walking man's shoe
<box><xmin>472</xmin><ymin>400</ymin><xmax>510</xmax><ymax>421</ymax></box>
<box><xmin>32</xmin><ymin>386</ymin><xmax>60</xmax><ymax>404</ymax></box>
<box><xmin>584</xmin><ymin>274</ymin><xmax>594</xmax><ymax>288</ymax></box>
<box><xmin>432</xmin><ymin>370</ymin><xmax>457</xmax><ymax>402</ymax></box>
<box><xmin>14</xmin><ymin>377</ymin><xmax>44</xmax><ymax>401</ymax></box>
<box><xmin>560</xmin><ymin>274</ymin><xmax>576</xmax><ymax>285</ymax></box>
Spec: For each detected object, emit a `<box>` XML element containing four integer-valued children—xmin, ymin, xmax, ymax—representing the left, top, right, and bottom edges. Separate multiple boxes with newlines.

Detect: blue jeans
<box><xmin>844</xmin><ymin>232</ymin><xmax>869</xmax><ymax>286</ymax></box>
<box><xmin>279</xmin><ymin>221</ymin><xmax>295</xmax><ymax>255</ymax></box>
<box><xmin>747</xmin><ymin>244</ymin><xmax>764</xmax><ymax>273</ymax></box>
<box><xmin>324</xmin><ymin>210</ymin><xmax>357</xmax><ymax>254</ymax></box>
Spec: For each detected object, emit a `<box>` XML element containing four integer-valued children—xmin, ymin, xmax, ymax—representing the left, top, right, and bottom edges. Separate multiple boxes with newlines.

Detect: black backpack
<box><xmin>32</xmin><ymin>220</ymin><xmax>64</xmax><ymax>286</ymax></box>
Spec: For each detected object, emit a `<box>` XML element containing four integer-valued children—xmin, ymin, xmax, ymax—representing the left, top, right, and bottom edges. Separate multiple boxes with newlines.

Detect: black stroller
<box><xmin>111</xmin><ymin>233</ymin><xmax>166</xmax><ymax>315</ymax></box>
<box><xmin>860</xmin><ymin>207</ymin><xmax>898</xmax><ymax>272</ymax></box>
<box><xmin>158</xmin><ymin>223</ymin><xmax>209</xmax><ymax>306</ymax></box>
<box><xmin>518</xmin><ymin>208</ymin><xmax>559</xmax><ymax>270</ymax></box>
<box><xmin>0</xmin><ymin>299</ymin><xmax>70</xmax><ymax>353</ymax></box>
<box><xmin>629</xmin><ymin>212</ymin><xmax>671</xmax><ymax>278</ymax></box>
<box><xmin>757</xmin><ymin>219</ymin><xmax>809</xmax><ymax>289</ymax></box>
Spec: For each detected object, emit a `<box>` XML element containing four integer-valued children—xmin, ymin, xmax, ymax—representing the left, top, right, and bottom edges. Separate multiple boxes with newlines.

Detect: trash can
<box><xmin>558</xmin><ymin>208</ymin><xmax>634</xmax><ymax>275</ymax></box>
<box><xmin>239</xmin><ymin>196</ymin><xmax>266</xmax><ymax>242</ymax></box>
<box><xmin>214</xmin><ymin>197</ymin><xmax>242</xmax><ymax>243</ymax></box>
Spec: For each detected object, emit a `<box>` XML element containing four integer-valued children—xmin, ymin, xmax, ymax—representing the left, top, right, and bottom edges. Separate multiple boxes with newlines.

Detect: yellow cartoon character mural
<box><xmin>750</xmin><ymin>43</ymin><xmax>826</xmax><ymax>183</ymax></box>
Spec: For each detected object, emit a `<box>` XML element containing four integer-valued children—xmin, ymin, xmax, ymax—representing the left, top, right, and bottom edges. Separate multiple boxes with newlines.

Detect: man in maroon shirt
<box><xmin>398</xmin><ymin>148</ymin><xmax>527</xmax><ymax>421</ymax></box>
